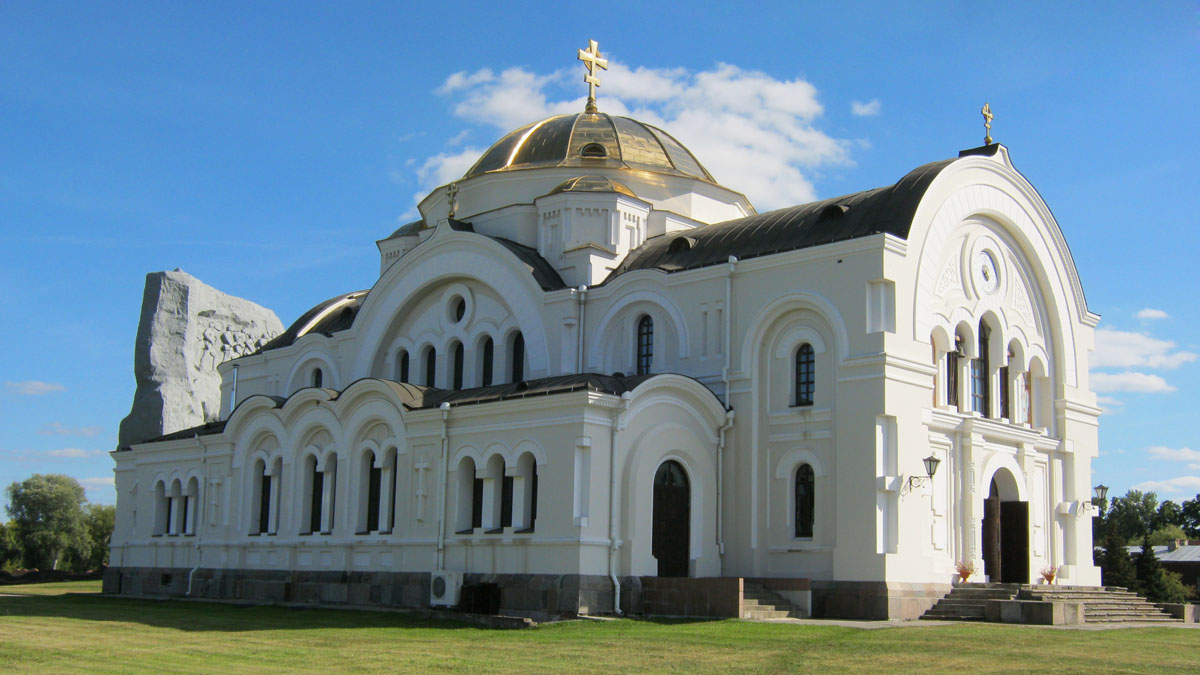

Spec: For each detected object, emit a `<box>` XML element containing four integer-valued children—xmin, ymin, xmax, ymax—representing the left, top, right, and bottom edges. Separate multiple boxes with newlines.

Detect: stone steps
<box><xmin>921</xmin><ymin>582</ymin><xmax>1181</xmax><ymax>624</ymax></box>
<box><xmin>740</xmin><ymin>582</ymin><xmax>803</xmax><ymax>620</ymax></box>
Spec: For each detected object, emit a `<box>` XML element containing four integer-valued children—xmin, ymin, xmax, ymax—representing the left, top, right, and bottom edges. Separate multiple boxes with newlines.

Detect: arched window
<box><xmin>515</xmin><ymin>452</ymin><xmax>538</xmax><ymax>532</ymax></box>
<box><xmin>153</xmin><ymin>481</ymin><xmax>168</xmax><ymax>536</ymax></box>
<box><xmin>303</xmin><ymin>456</ymin><xmax>321</xmax><ymax>535</ymax></box>
<box><xmin>636</xmin><ymin>315</ymin><xmax>654</xmax><ymax>375</ymax></box>
<box><xmin>510</xmin><ymin>332</ymin><xmax>525</xmax><ymax>383</ymax></box>
<box><xmin>312</xmin><ymin>368</ymin><xmax>323</xmax><ymax>388</ymax></box>
<box><xmin>253</xmin><ymin>459</ymin><xmax>270</xmax><ymax>535</ymax></box>
<box><xmin>971</xmin><ymin>324</ymin><xmax>990</xmax><ymax>415</ymax></box>
<box><xmin>424</xmin><ymin>346</ymin><xmax>437</xmax><ymax>388</ymax></box>
<box><xmin>794</xmin><ymin>343</ymin><xmax>815</xmax><ymax>406</ymax></box>
<box><xmin>396</xmin><ymin>350</ymin><xmax>409</xmax><ymax>383</ymax></box>
<box><xmin>794</xmin><ymin>464</ymin><xmax>814</xmax><ymax>538</ymax></box>
<box><xmin>1000</xmin><ymin>348</ymin><xmax>1013</xmax><ymax>420</ymax></box>
<box><xmin>452</xmin><ymin>342</ymin><xmax>464</xmax><ymax>390</ymax></box>
<box><xmin>304</xmin><ymin>455</ymin><xmax>335</xmax><ymax>535</ymax></box>
<box><xmin>455</xmin><ymin>457</ymin><xmax>478</xmax><ymax>533</ymax></box>
<box><xmin>359</xmin><ymin>450</ymin><xmax>382</xmax><ymax>534</ymax></box>
<box><xmin>946</xmin><ymin>336</ymin><xmax>961</xmax><ymax>408</ymax></box>
<box><xmin>481</xmin><ymin>337</ymin><xmax>494</xmax><ymax>387</ymax></box>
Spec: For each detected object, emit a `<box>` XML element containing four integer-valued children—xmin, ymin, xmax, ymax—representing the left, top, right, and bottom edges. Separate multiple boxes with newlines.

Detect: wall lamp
<box><xmin>1091</xmin><ymin>483</ymin><xmax>1108</xmax><ymax>507</ymax></box>
<box><xmin>902</xmin><ymin>455</ymin><xmax>941</xmax><ymax>494</ymax></box>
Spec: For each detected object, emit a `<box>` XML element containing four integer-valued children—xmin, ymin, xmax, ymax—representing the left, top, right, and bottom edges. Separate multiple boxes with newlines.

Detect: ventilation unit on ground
<box><xmin>429</xmin><ymin>571</ymin><xmax>463</xmax><ymax>607</ymax></box>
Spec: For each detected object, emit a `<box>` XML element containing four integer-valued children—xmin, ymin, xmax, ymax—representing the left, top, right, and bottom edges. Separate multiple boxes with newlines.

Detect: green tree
<box><xmin>80</xmin><ymin>503</ymin><xmax>115</xmax><ymax>570</ymax></box>
<box><xmin>1147</xmin><ymin>524</ymin><xmax>1187</xmax><ymax>547</ymax></box>
<box><xmin>1106</xmin><ymin>490</ymin><xmax>1158</xmax><ymax>543</ymax></box>
<box><xmin>5</xmin><ymin>474</ymin><xmax>87</xmax><ymax>570</ymax></box>
<box><xmin>1151</xmin><ymin>500</ymin><xmax>1184</xmax><ymax>532</ymax></box>
<box><xmin>1100</xmin><ymin>530</ymin><xmax>1137</xmax><ymax>590</ymax></box>
<box><xmin>1180</xmin><ymin>494</ymin><xmax>1200</xmax><ymax>538</ymax></box>
<box><xmin>1134</xmin><ymin>536</ymin><xmax>1176</xmax><ymax>602</ymax></box>
<box><xmin>0</xmin><ymin>521</ymin><xmax>22</xmax><ymax>570</ymax></box>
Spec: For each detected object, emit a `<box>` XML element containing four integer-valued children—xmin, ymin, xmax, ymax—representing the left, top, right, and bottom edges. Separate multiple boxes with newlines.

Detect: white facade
<box><xmin>109</xmin><ymin>111</ymin><xmax>1102</xmax><ymax>617</ymax></box>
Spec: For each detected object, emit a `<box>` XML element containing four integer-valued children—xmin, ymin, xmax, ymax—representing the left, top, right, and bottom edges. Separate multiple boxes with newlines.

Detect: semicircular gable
<box><xmin>349</xmin><ymin>233</ymin><xmax>552</xmax><ymax>380</ymax></box>
<box><xmin>908</xmin><ymin>154</ymin><xmax>1092</xmax><ymax>387</ymax></box>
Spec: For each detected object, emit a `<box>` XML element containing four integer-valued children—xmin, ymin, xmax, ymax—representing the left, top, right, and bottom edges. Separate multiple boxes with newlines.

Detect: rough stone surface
<box><xmin>118</xmin><ymin>270</ymin><xmax>282</xmax><ymax>447</ymax></box>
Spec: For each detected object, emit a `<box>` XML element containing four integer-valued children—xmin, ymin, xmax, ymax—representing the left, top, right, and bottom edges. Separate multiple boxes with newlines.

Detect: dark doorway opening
<box><xmin>652</xmin><ymin>460</ymin><xmax>690</xmax><ymax>577</ymax></box>
<box><xmin>981</xmin><ymin>475</ymin><xmax>1030</xmax><ymax>584</ymax></box>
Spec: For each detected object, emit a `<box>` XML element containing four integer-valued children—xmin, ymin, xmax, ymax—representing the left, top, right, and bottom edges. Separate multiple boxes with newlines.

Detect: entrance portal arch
<box><xmin>982</xmin><ymin>466</ymin><xmax>1029</xmax><ymax>584</ymax></box>
<box><xmin>652</xmin><ymin>460</ymin><xmax>690</xmax><ymax>577</ymax></box>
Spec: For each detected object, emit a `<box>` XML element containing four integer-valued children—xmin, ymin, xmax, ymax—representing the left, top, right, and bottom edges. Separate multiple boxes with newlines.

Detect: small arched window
<box><xmin>636</xmin><ymin>315</ymin><xmax>654</xmax><ymax>375</ymax></box>
<box><xmin>946</xmin><ymin>336</ymin><xmax>962</xmax><ymax>408</ymax></box>
<box><xmin>971</xmin><ymin>324</ymin><xmax>990</xmax><ymax>415</ymax></box>
<box><xmin>312</xmin><ymin>368</ymin><xmax>323</xmax><ymax>389</ymax></box>
<box><xmin>481</xmin><ymin>337</ymin><xmax>494</xmax><ymax>387</ymax></box>
<box><xmin>452</xmin><ymin>342</ymin><xmax>464</xmax><ymax>391</ymax></box>
<box><xmin>794</xmin><ymin>464</ymin><xmax>814</xmax><ymax>538</ymax></box>
<box><xmin>396</xmin><ymin>350</ymin><xmax>409</xmax><ymax>383</ymax></box>
<box><xmin>424</xmin><ymin>346</ymin><xmax>437</xmax><ymax>388</ymax></box>
<box><xmin>510</xmin><ymin>332</ymin><xmax>525</xmax><ymax>383</ymax></box>
<box><xmin>794</xmin><ymin>343</ymin><xmax>815</xmax><ymax>406</ymax></box>
<box><xmin>580</xmin><ymin>142</ymin><xmax>607</xmax><ymax>158</ymax></box>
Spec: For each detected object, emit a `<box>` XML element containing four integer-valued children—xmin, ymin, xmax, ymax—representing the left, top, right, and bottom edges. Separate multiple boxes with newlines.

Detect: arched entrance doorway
<box><xmin>652</xmin><ymin>460</ymin><xmax>690</xmax><ymax>577</ymax></box>
<box><xmin>981</xmin><ymin>468</ymin><xmax>1029</xmax><ymax>584</ymax></box>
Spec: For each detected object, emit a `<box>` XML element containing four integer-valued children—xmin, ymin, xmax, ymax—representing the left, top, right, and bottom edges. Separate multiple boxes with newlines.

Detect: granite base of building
<box><xmin>105</xmin><ymin>567</ymin><xmax>923</xmax><ymax>620</ymax></box>
<box><xmin>812</xmin><ymin>580</ymin><xmax>952</xmax><ymax>620</ymax></box>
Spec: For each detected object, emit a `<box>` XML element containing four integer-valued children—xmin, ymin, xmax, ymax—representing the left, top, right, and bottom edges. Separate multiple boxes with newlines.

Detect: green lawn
<box><xmin>0</xmin><ymin>581</ymin><xmax>1197</xmax><ymax>673</ymax></box>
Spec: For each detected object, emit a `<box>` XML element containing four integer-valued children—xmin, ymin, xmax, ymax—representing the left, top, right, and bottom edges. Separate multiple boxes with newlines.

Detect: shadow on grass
<box><xmin>0</xmin><ymin>592</ymin><xmax>501</xmax><ymax>633</ymax></box>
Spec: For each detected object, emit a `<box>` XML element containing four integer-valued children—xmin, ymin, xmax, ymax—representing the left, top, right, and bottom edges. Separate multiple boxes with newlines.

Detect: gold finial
<box><xmin>446</xmin><ymin>182</ymin><xmax>459</xmax><ymax>219</ymax></box>
<box><xmin>577</xmin><ymin>39</ymin><xmax>608</xmax><ymax>114</ymax></box>
<box><xmin>981</xmin><ymin>102</ymin><xmax>994</xmax><ymax>145</ymax></box>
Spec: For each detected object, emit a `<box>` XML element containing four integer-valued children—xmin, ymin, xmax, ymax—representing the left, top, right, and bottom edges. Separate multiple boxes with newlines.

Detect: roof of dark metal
<box><xmin>123</xmin><ymin>374</ymin><xmax>663</xmax><ymax>449</ymax></box>
<box><xmin>606</xmin><ymin>155</ymin><xmax>961</xmax><ymax>280</ymax></box>
<box><xmin>418</xmin><ymin>372</ymin><xmax>655</xmax><ymax>408</ymax></box>
<box><xmin>257</xmin><ymin>291</ymin><xmax>369</xmax><ymax>353</ymax></box>
<box><xmin>488</xmin><ymin>236</ymin><xmax>566</xmax><ymax>291</ymax></box>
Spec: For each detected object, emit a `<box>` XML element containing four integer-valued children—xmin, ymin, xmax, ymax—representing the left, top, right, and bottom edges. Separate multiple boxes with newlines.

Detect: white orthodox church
<box><xmin>105</xmin><ymin>45</ymin><xmax>1103</xmax><ymax>619</ymax></box>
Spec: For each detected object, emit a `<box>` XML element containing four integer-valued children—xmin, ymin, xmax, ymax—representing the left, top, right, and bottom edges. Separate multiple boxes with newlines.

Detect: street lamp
<box><xmin>1092</xmin><ymin>483</ymin><xmax>1108</xmax><ymax>507</ymax></box>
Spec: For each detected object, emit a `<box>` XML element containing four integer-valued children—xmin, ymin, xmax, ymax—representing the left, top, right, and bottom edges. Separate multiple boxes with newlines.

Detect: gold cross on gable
<box><xmin>577</xmin><ymin>39</ymin><xmax>608</xmax><ymax>113</ymax></box>
<box><xmin>981</xmin><ymin>102</ymin><xmax>994</xmax><ymax>145</ymax></box>
<box><xmin>446</xmin><ymin>182</ymin><xmax>459</xmax><ymax>219</ymax></box>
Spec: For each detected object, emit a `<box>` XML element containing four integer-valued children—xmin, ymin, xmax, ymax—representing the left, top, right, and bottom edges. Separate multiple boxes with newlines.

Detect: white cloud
<box><xmin>1132</xmin><ymin>475</ymin><xmax>1200</xmax><ymax>496</ymax></box>
<box><xmin>1147</xmin><ymin>446</ymin><xmax>1200</xmax><ymax>462</ymax></box>
<box><xmin>1136</xmin><ymin>308</ymin><xmax>1169</xmax><ymax>320</ymax></box>
<box><xmin>38</xmin><ymin>422</ymin><xmax>103</xmax><ymax>437</ymax></box>
<box><xmin>1092</xmin><ymin>327</ymin><xmax>1196</xmax><ymax>370</ymax></box>
<box><xmin>78</xmin><ymin>476</ymin><xmax>115</xmax><ymax>502</ymax></box>
<box><xmin>416</xmin><ymin>60</ymin><xmax>853</xmax><ymax>212</ymax></box>
<box><xmin>1095</xmin><ymin>395</ymin><xmax>1124</xmax><ymax>413</ymax></box>
<box><xmin>1091</xmin><ymin>371</ymin><xmax>1175</xmax><ymax>393</ymax></box>
<box><xmin>5</xmin><ymin>380</ymin><xmax>65</xmax><ymax>396</ymax></box>
<box><xmin>79</xmin><ymin>476</ymin><xmax>114</xmax><ymax>489</ymax></box>
<box><xmin>851</xmin><ymin>99</ymin><xmax>881</xmax><ymax>116</ymax></box>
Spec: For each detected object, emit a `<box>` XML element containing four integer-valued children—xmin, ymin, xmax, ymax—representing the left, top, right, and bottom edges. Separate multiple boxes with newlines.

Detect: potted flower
<box><xmin>1040</xmin><ymin>566</ymin><xmax>1056</xmax><ymax>585</ymax></box>
<box><xmin>955</xmin><ymin>560</ymin><xmax>975</xmax><ymax>583</ymax></box>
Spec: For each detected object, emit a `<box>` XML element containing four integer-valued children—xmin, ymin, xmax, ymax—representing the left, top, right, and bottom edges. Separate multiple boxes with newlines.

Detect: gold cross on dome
<box><xmin>577</xmin><ymin>39</ymin><xmax>608</xmax><ymax>113</ymax></box>
<box><xmin>981</xmin><ymin>102</ymin><xmax>994</xmax><ymax>145</ymax></box>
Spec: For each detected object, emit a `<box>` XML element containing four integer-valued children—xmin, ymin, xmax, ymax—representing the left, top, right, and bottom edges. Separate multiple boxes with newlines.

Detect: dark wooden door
<box><xmin>1000</xmin><ymin>501</ymin><xmax>1030</xmax><ymax>583</ymax></box>
<box><xmin>982</xmin><ymin>492</ymin><xmax>1001</xmax><ymax>582</ymax></box>
<box><xmin>653</xmin><ymin>461</ymin><xmax>690</xmax><ymax>578</ymax></box>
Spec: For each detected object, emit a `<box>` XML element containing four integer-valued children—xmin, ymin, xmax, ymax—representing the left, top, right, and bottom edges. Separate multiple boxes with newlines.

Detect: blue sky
<box><xmin>2</xmin><ymin>1</ymin><xmax>1198</xmax><ymax>514</ymax></box>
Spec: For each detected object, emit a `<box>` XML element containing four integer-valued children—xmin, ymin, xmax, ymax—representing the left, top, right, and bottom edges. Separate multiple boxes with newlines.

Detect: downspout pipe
<box><xmin>716</xmin><ymin>410</ymin><xmax>735</xmax><ymax>567</ymax></box>
<box><xmin>186</xmin><ymin>435</ymin><xmax>207</xmax><ymax>597</ymax></box>
<box><xmin>576</xmin><ymin>285</ymin><xmax>588</xmax><ymax>373</ymax></box>
<box><xmin>436</xmin><ymin>402</ymin><xmax>451</xmax><ymax>570</ymax></box>
<box><xmin>722</xmin><ymin>256</ymin><xmax>738</xmax><ymax>406</ymax></box>
<box><xmin>608</xmin><ymin>392</ymin><xmax>631</xmax><ymax>615</ymax></box>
